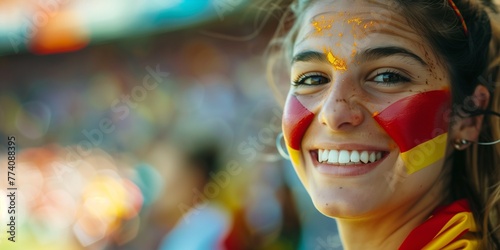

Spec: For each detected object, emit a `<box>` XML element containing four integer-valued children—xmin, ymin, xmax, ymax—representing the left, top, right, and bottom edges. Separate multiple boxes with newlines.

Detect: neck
<box><xmin>336</xmin><ymin>174</ymin><xmax>450</xmax><ymax>250</ymax></box>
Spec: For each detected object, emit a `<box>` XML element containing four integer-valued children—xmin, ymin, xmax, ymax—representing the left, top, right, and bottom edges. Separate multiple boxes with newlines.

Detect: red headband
<box><xmin>447</xmin><ymin>0</ymin><xmax>469</xmax><ymax>36</ymax></box>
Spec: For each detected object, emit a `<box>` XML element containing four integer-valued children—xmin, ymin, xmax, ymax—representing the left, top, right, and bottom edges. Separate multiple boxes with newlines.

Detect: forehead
<box><xmin>295</xmin><ymin>0</ymin><xmax>423</xmax><ymax>50</ymax></box>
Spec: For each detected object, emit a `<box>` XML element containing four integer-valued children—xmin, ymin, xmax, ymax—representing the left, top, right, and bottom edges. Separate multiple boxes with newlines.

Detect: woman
<box><xmin>270</xmin><ymin>0</ymin><xmax>500</xmax><ymax>249</ymax></box>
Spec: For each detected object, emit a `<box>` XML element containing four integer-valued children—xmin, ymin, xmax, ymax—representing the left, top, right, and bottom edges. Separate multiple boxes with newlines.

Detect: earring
<box><xmin>275</xmin><ymin>132</ymin><xmax>290</xmax><ymax>160</ymax></box>
<box><xmin>477</xmin><ymin>139</ymin><xmax>500</xmax><ymax>146</ymax></box>
<box><xmin>454</xmin><ymin>139</ymin><xmax>471</xmax><ymax>150</ymax></box>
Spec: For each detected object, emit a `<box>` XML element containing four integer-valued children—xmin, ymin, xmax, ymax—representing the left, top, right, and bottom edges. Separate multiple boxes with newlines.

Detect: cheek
<box><xmin>373</xmin><ymin>90</ymin><xmax>451</xmax><ymax>174</ymax></box>
<box><xmin>282</xmin><ymin>95</ymin><xmax>315</xmax><ymax>166</ymax></box>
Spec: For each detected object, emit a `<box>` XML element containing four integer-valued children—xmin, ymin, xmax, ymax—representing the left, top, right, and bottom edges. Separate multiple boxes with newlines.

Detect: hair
<box><xmin>267</xmin><ymin>0</ymin><xmax>500</xmax><ymax>248</ymax></box>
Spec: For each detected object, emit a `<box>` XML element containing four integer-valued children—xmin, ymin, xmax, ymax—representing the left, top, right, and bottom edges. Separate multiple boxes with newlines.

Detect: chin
<box><xmin>300</xmin><ymin>153</ymin><xmax>402</xmax><ymax>218</ymax></box>
<box><xmin>308</xmin><ymin>185</ymin><xmax>386</xmax><ymax>219</ymax></box>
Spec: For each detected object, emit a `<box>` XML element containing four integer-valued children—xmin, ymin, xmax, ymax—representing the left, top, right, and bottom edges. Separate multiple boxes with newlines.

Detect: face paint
<box><xmin>373</xmin><ymin>90</ymin><xmax>451</xmax><ymax>174</ymax></box>
<box><xmin>283</xmin><ymin>95</ymin><xmax>315</xmax><ymax>167</ymax></box>
<box><xmin>311</xmin><ymin>15</ymin><xmax>334</xmax><ymax>36</ymax></box>
<box><xmin>347</xmin><ymin>17</ymin><xmax>363</xmax><ymax>25</ymax></box>
<box><xmin>363</xmin><ymin>21</ymin><xmax>375</xmax><ymax>29</ymax></box>
<box><xmin>324</xmin><ymin>48</ymin><xmax>348</xmax><ymax>71</ymax></box>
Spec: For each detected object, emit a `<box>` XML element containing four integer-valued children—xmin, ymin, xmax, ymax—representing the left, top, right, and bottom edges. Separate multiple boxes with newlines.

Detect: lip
<box><xmin>309</xmin><ymin>145</ymin><xmax>389</xmax><ymax>177</ymax></box>
<box><xmin>311</xmin><ymin>143</ymin><xmax>388</xmax><ymax>152</ymax></box>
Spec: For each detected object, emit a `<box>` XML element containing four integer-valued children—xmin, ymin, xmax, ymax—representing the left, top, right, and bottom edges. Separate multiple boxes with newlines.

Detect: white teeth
<box><xmin>328</xmin><ymin>150</ymin><xmax>339</xmax><ymax>163</ymax></box>
<box><xmin>338</xmin><ymin>150</ymin><xmax>350</xmax><ymax>163</ymax></box>
<box><xmin>360</xmin><ymin>151</ymin><xmax>369</xmax><ymax>163</ymax></box>
<box><xmin>321</xmin><ymin>150</ymin><xmax>329</xmax><ymax>162</ymax></box>
<box><xmin>350</xmin><ymin>150</ymin><xmax>360</xmax><ymax>163</ymax></box>
<box><xmin>318</xmin><ymin>149</ymin><xmax>384</xmax><ymax>164</ymax></box>
<box><xmin>369</xmin><ymin>152</ymin><xmax>376</xmax><ymax>163</ymax></box>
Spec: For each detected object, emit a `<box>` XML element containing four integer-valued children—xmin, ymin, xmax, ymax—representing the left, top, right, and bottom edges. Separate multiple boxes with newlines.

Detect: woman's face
<box><xmin>283</xmin><ymin>0</ymin><xmax>454</xmax><ymax>218</ymax></box>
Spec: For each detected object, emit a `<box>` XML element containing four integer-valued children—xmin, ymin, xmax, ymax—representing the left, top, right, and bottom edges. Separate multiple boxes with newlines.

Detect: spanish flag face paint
<box><xmin>282</xmin><ymin>95</ymin><xmax>315</xmax><ymax>169</ymax></box>
<box><xmin>373</xmin><ymin>90</ymin><xmax>451</xmax><ymax>174</ymax></box>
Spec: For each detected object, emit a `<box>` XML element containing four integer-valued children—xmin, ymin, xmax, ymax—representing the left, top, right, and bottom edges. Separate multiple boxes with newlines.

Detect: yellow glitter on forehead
<box><xmin>311</xmin><ymin>15</ymin><xmax>334</xmax><ymax>35</ymax></box>
<box><xmin>312</xmin><ymin>21</ymin><xmax>322</xmax><ymax>32</ymax></box>
<box><xmin>347</xmin><ymin>17</ymin><xmax>362</xmax><ymax>25</ymax></box>
<box><xmin>325</xmin><ymin>49</ymin><xmax>347</xmax><ymax>71</ymax></box>
<box><xmin>363</xmin><ymin>21</ymin><xmax>375</xmax><ymax>29</ymax></box>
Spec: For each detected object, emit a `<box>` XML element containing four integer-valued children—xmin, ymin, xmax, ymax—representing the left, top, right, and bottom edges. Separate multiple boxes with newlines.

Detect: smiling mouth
<box><xmin>315</xmin><ymin>149</ymin><xmax>387</xmax><ymax>165</ymax></box>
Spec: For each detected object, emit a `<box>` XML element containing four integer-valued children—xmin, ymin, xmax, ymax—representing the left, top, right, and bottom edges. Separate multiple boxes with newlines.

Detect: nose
<box><xmin>318</xmin><ymin>83</ymin><xmax>365</xmax><ymax>131</ymax></box>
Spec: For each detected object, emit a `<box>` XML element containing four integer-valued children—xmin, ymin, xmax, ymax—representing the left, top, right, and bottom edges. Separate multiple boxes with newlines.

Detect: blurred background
<box><xmin>0</xmin><ymin>0</ymin><xmax>341</xmax><ymax>249</ymax></box>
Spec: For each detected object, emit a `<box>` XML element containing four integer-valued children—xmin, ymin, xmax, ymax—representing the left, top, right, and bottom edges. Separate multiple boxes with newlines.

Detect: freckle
<box><xmin>439</xmin><ymin>78</ymin><xmax>442</xmax><ymax>81</ymax></box>
<box><xmin>339</xmin><ymin>187</ymin><xmax>343</xmax><ymax>189</ymax></box>
<box><xmin>408</xmin><ymin>89</ymin><xmax>412</xmax><ymax>92</ymax></box>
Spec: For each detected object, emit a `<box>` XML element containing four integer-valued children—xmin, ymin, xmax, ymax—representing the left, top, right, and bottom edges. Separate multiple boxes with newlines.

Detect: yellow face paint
<box><xmin>347</xmin><ymin>17</ymin><xmax>363</xmax><ymax>25</ymax></box>
<box><xmin>311</xmin><ymin>15</ymin><xmax>334</xmax><ymax>36</ymax></box>
<box><xmin>312</xmin><ymin>21</ymin><xmax>322</xmax><ymax>32</ymax></box>
<box><xmin>363</xmin><ymin>21</ymin><xmax>375</xmax><ymax>29</ymax></box>
<box><xmin>351</xmin><ymin>49</ymin><xmax>357</xmax><ymax>58</ymax></box>
<box><xmin>324</xmin><ymin>49</ymin><xmax>347</xmax><ymax>71</ymax></box>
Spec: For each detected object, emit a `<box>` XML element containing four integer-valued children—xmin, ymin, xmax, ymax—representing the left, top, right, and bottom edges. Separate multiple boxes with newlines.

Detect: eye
<box><xmin>292</xmin><ymin>72</ymin><xmax>330</xmax><ymax>86</ymax></box>
<box><xmin>370</xmin><ymin>70</ymin><xmax>411</xmax><ymax>85</ymax></box>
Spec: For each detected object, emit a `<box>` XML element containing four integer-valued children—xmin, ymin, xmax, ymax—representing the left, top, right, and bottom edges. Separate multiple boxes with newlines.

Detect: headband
<box><xmin>447</xmin><ymin>0</ymin><xmax>469</xmax><ymax>36</ymax></box>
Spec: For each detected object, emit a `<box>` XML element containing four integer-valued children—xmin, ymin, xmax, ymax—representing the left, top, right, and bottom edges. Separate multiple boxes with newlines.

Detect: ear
<box><xmin>453</xmin><ymin>85</ymin><xmax>490</xmax><ymax>145</ymax></box>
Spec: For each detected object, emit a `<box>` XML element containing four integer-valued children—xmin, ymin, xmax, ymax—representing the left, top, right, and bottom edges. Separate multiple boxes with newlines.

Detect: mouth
<box><xmin>310</xmin><ymin>149</ymin><xmax>389</xmax><ymax>176</ymax></box>
<box><xmin>315</xmin><ymin>149</ymin><xmax>387</xmax><ymax>165</ymax></box>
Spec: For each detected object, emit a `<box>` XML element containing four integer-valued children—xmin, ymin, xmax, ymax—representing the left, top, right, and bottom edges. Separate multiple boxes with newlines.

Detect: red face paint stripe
<box><xmin>283</xmin><ymin>95</ymin><xmax>315</xmax><ymax>150</ymax></box>
<box><xmin>373</xmin><ymin>90</ymin><xmax>451</xmax><ymax>152</ymax></box>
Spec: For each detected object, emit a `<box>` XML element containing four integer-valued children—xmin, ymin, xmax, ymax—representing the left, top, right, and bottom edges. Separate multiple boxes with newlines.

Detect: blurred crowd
<box><xmin>0</xmin><ymin>1</ymin><xmax>341</xmax><ymax>249</ymax></box>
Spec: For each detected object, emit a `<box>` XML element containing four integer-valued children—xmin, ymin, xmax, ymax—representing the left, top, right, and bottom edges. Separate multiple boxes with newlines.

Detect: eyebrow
<box><xmin>291</xmin><ymin>46</ymin><xmax>427</xmax><ymax>66</ymax></box>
